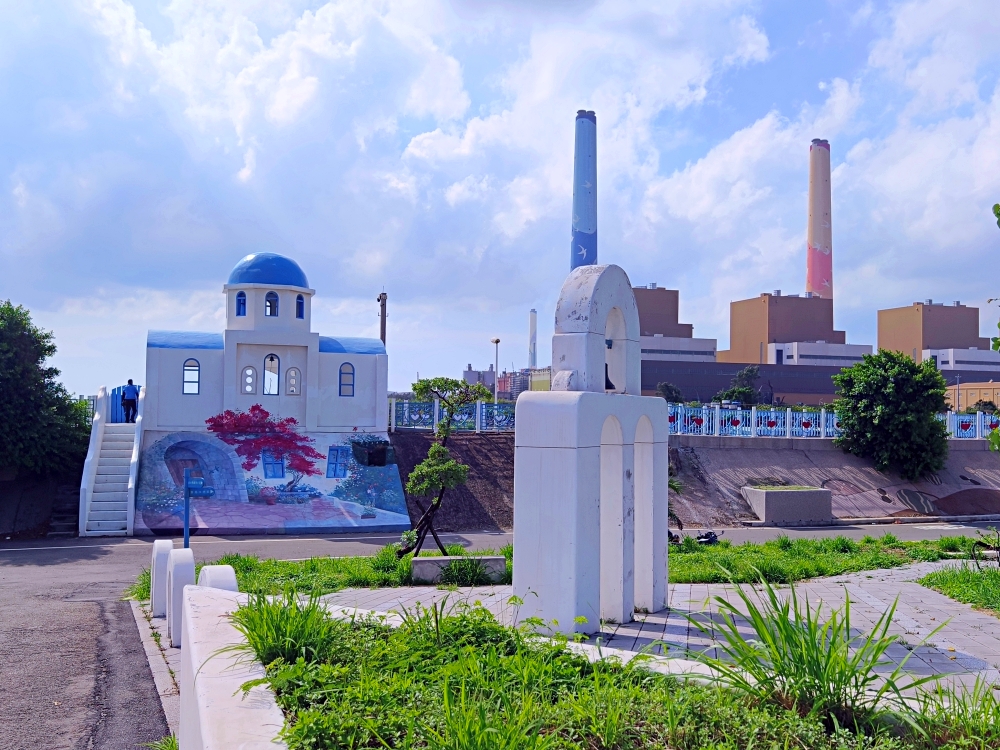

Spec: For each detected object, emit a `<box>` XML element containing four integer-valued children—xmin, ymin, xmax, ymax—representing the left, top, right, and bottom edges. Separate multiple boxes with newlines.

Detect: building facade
<box><xmin>878</xmin><ymin>300</ymin><xmax>991</xmax><ymax>364</ymax></box>
<box><xmin>134</xmin><ymin>253</ymin><xmax>409</xmax><ymax>535</ymax></box>
<box><xmin>633</xmin><ymin>284</ymin><xmax>717</xmax><ymax>364</ymax></box>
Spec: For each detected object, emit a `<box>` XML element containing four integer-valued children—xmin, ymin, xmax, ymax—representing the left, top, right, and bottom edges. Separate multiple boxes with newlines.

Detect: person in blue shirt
<box><xmin>121</xmin><ymin>380</ymin><xmax>140</xmax><ymax>423</ymax></box>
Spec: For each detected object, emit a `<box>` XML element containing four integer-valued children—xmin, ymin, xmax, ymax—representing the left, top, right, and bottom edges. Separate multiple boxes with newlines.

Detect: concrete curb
<box><xmin>130</xmin><ymin>600</ymin><xmax>180</xmax><ymax>736</ymax></box>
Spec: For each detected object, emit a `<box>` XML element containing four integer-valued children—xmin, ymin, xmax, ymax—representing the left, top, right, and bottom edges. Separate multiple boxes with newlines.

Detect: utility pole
<box><xmin>377</xmin><ymin>292</ymin><xmax>387</xmax><ymax>345</ymax></box>
<box><xmin>491</xmin><ymin>338</ymin><xmax>500</xmax><ymax>405</ymax></box>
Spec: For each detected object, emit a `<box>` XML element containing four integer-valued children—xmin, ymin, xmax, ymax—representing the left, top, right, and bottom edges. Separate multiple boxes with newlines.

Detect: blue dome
<box><xmin>227</xmin><ymin>253</ymin><xmax>309</xmax><ymax>288</ymax></box>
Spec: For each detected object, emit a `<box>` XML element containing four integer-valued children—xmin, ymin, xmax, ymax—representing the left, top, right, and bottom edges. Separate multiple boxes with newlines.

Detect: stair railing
<box><xmin>79</xmin><ymin>386</ymin><xmax>108</xmax><ymax>536</ymax></box>
<box><xmin>126</xmin><ymin>388</ymin><xmax>145</xmax><ymax>536</ymax></box>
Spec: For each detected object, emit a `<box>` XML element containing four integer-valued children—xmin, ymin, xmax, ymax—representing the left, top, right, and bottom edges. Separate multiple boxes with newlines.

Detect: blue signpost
<box><xmin>183</xmin><ymin>468</ymin><xmax>215</xmax><ymax>548</ymax></box>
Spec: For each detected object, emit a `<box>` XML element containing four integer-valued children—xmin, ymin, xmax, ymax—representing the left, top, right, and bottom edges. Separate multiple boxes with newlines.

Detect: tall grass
<box><xmin>124</xmin><ymin>543</ymin><xmax>514</xmax><ymax>600</ymax></box>
<box><xmin>920</xmin><ymin>564</ymin><xmax>1000</xmax><ymax>613</ymax></box>
<box><xmin>678</xmin><ymin>576</ymin><xmax>941</xmax><ymax>731</ymax></box>
<box><xmin>670</xmin><ymin>534</ymin><xmax>971</xmax><ymax>584</ymax></box>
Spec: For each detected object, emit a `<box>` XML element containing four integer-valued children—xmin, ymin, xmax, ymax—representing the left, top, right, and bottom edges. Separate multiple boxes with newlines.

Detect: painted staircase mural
<box><xmin>135</xmin><ymin>406</ymin><xmax>409</xmax><ymax>535</ymax></box>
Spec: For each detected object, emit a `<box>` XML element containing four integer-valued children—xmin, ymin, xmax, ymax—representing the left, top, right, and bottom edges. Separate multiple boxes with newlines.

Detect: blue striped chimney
<box><xmin>570</xmin><ymin>110</ymin><xmax>597</xmax><ymax>269</ymax></box>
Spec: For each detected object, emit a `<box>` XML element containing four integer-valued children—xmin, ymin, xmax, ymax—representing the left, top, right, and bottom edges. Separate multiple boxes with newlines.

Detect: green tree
<box><xmin>656</xmin><ymin>381</ymin><xmax>683</xmax><ymax>403</ymax></box>
<box><xmin>0</xmin><ymin>301</ymin><xmax>90</xmax><ymax>477</ymax></box>
<box><xmin>713</xmin><ymin>365</ymin><xmax>760</xmax><ymax>404</ymax></box>
<box><xmin>832</xmin><ymin>350</ymin><xmax>948</xmax><ymax>480</ymax></box>
<box><xmin>397</xmin><ymin>377</ymin><xmax>492</xmax><ymax>558</ymax></box>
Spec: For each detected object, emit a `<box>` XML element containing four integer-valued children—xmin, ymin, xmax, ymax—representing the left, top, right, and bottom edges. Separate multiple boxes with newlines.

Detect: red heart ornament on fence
<box><xmin>693</xmin><ymin>417</ymin><xmax>704</xmax><ymax>426</ymax></box>
<box><xmin>801</xmin><ymin>421</ymin><xmax>811</xmax><ymax>429</ymax></box>
<box><xmin>731</xmin><ymin>419</ymin><xmax>740</xmax><ymax>427</ymax></box>
<box><xmin>767</xmin><ymin>420</ymin><xmax>776</xmax><ymax>428</ymax></box>
<box><xmin>668</xmin><ymin>415</ymin><xmax>676</xmax><ymax>423</ymax></box>
<box><xmin>961</xmin><ymin>422</ymin><xmax>971</xmax><ymax>431</ymax></box>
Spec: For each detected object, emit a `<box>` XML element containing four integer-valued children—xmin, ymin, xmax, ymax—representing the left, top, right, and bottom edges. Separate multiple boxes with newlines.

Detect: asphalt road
<box><xmin>0</xmin><ymin>530</ymin><xmax>509</xmax><ymax>750</ymax></box>
<box><xmin>0</xmin><ymin>521</ymin><xmax>992</xmax><ymax>749</ymax></box>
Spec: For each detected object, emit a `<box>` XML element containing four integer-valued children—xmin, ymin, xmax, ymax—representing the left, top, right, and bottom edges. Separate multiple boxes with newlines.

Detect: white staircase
<box><xmin>85</xmin><ymin>423</ymin><xmax>135</xmax><ymax>534</ymax></box>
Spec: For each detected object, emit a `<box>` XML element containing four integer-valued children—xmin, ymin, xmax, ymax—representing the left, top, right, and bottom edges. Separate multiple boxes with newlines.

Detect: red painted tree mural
<box><xmin>206</xmin><ymin>405</ymin><xmax>323</xmax><ymax>491</ymax></box>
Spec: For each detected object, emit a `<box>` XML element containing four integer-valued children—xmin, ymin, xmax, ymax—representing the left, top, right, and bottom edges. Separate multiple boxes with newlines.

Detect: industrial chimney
<box><xmin>806</xmin><ymin>138</ymin><xmax>832</xmax><ymax>298</ymax></box>
<box><xmin>528</xmin><ymin>309</ymin><xmax>537</xmax><ymax>368</ymax></box>
<box><xmin>571</xmin><ymin>110</ymin><xmax>597</xmax><ymax>269</ymax></box>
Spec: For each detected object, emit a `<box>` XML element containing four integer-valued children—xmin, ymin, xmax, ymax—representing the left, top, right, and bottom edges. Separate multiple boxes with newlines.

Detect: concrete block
<box><xmin>179</xmin><ymin>587</ymin><xmax>287</xmax><ymax>750</ymax></box>
<box><xmin>742</xmin><ymin>486</ymin><xmax>833</xmax><ymax>525</ymax></box>
<box><xmin>197</xmin><ymin>564</ymin><xmax>239</xmax><ymax>592</ymax></box>
<box><xmin>410</xmin><ymin>556</ymin><xmax>506</xmax><ymax>584</ymax></box>
<box><xmin>167</xmin><ymin>547</ymin><xmax>195</xmax><ymax>647</ymax></box>
<box><xmin>151</xmin><ymin>539</ymin><xmax>173</xmax><ymax>616</ymax></box>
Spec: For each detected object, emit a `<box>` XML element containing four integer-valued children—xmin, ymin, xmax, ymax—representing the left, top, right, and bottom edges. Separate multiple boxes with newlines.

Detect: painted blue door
<box><xmin>109</xmin><ymin>384</ymin><xmax>141</xmax><ymax>423</ymax></box>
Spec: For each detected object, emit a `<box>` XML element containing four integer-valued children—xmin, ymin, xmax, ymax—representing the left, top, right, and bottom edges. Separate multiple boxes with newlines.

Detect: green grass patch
<box><xmin>668</xmin><ymin>534</ymin><xmax>973</xmax><ymax>584</ymax></box>
<box><xmin>124</xmin><ymin>543</ymin><xmax>514</xmax><ymax>601</ymax></box>
<box><xmin>231</xmin><ymin>589</ymin><xmax>993</xmax><ymax>749</ymax></box>
<box><xmin>125</xmin><ymin>535</ymin><xmax>972</xmax><ymax>600</ymax></box>
<box><xmin>919</xmin><ymin>564</ymin><xmax>1000</xmax><ymax>614</ymax></box>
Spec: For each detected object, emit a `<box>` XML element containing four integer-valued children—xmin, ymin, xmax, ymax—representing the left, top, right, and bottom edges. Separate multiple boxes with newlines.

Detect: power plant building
<box><xmin>633</xmin><ymin>284</ymin><xmax>716</xmax><ymax>363</ymax></box>
<box><xmin>877</xmin><ymin>300</ymin><xmax>995</xmax><ymax>367</ymax></box>
<box><xmin>716</xmin><ymin>291</ymin><xmax>869</xmax><ymax>367</ymax></box>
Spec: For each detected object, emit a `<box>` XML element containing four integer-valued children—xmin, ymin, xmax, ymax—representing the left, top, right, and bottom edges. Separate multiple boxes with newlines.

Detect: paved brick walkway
<box><xmin>322</xmin><ymin>561</ymin><xmax>1000</xmax><ymax>688</ymax></box>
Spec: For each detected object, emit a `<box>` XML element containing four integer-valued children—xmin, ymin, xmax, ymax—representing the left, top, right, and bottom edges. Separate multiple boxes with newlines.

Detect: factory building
<box><xmin>633</xmin><ymin>284</ymin><xmax>717</xmax><ymax>364</ymax></box>
<box><xmin>716</xmin><ymin>291</ymin><xmax>870</xmax><ymax>367</ymax></box>
<box><xmin>877</xmin><ymin>300</ymin><xmax>996</xmax><ymax>367</ymax></box>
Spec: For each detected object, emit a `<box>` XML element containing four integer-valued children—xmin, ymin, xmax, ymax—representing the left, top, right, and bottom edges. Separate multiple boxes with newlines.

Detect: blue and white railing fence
<box><xmin>387</xmin><ymin>399</ymin><xmax>998</xmax><ymax>440</ymax></box>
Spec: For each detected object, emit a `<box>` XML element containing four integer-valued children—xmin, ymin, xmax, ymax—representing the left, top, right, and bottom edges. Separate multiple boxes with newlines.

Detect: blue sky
<box><xmin>2</xmin><ymin>0</ymin><xmax>1000</xmax><ymax>395</ymax></box>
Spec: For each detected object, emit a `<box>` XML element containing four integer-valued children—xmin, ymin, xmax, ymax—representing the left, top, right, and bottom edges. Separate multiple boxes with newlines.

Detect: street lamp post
<box><xmin>491</xmin><ymin>338</ymin><xmax>500</xmax><ymax>405</ymax></box>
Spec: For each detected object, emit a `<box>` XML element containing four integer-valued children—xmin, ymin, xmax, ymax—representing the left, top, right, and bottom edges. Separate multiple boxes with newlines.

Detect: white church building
<box><xmin>79</xmin><ymin>253</ymin><xmax>410</xmax><ymax>536</ymax></box>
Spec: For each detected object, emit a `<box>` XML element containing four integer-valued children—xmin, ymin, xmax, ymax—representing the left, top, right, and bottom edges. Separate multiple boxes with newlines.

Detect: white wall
<box><xmin>639</xmin><ymin>335</ymin><xmax>717</xmax><ymax>362</ymax></box>
<box><xmin>145</xmin><ymin>348</ymin><xmax>225</xmax><ymax>431</ymax></box>
<box><xmin>317</xmin><ymin>352</ymin><xmax>381</xmax><ymax>429</ymax></box>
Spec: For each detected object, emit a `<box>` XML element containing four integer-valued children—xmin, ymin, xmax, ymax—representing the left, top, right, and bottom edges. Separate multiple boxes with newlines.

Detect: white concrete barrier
<box><xmin>179</xmin><ymin>586</ymin><xmax>287</xmax><ymax>750</ymax></box>
<box><xmin>196</xmin><ymin>565</ymin><xmax>238</xmax><ymax>592</ymax></box>
<box><xmin>167</xmin><ymin>548</ymin><xmax>195</xmax><ymax>648</ymax></box>
<box><xmin>150</xmin><ymin>539</ymin><xmax>173</xmax><ymax>616</ymax></box>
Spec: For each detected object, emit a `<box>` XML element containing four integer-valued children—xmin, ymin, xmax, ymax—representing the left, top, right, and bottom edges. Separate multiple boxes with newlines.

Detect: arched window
<box><xmin>285</xmin><ymin>367</ymin><xmax>301</xmax><ymax>395</ymax></box>
<box><xmin>264</xmin><ymin>292</ymin><xmax>279</xmax><ymax>317</ymax></box>
<box><xmin>339</xmin><ymin>362</ymin><xmax>355</xmax><ymax>397</ymax></box>
<box><xmin>235</xmin><ymin>291</ymin><xmax>246</xmax><ymax>317</ymax></box>
<box><xmin>182</xmin><ymin>359</ymin><xmax>200</xmax><ymax>395</ymax></box>
<box><xmin>242</xmin><ymin>366</ymin><xmax>257</xmax><ymax>394</ymax></box>
<box><xmin>264</xmin><ymin>354</ymin><xmax>280</xmax><ymax>395</ymax></box>
<box><xmin>296</xmin><ymin>294</ymin><xmax>305</xmax><ymax>319</ymax></box>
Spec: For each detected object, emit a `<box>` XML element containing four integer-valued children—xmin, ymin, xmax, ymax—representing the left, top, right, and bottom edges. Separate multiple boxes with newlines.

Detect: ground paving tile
<box><xmin>323</xmin><ymin>561</ymin><xmax>1000</xmax><ymax>689</ymax></box>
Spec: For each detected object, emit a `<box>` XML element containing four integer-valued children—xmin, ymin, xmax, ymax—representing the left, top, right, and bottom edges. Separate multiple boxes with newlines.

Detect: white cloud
<box><xmin>444</xmin><ymin>174</ymin><xmax>489</xmax><ymax>206</ymax></box>
<box><xmin>237</xmin><ymin>146</ymin><xmax>256</xmax><ymax>182</ymax></box>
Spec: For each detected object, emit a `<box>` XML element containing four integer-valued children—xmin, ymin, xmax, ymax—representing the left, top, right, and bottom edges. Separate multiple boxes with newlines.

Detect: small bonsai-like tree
<box><xmin>832</xmin><ymin>350</ymin><xmax>948</xmax><ymax>480</ymax></box>
<box><xmin>205</xmin><ymin>405</ymin><xmax>323</xmax><ymax>491</ymax></box>
<box><xmin>397</xmin><ymin>377</ymin><xmax>492</xmax><ymax>558</ymax></box>
<box><xmin>656</xmin><ymin>381</ymin><xmax>683</xmax><ymax>403</ymax></box>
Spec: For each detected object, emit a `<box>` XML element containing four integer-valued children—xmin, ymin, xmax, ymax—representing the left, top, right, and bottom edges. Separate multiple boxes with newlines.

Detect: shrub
<box><xmin>656</xmin><ymin>382</ymin><xmax>683</xmax><ymax>403</ymax></box>
<box><xmin>833</xmin><ymin>350</ymin><xmax>949</xmax><ymax>480</ymax></box>
<box><xmin>0</xmin><ymin>300</ymin><xmax>90</xmax><ymax>476</ymax></box>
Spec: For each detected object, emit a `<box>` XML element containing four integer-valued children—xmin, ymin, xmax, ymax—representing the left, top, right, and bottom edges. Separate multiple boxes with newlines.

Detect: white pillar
<box><xmin>786</xmin><ymin>407</ymin><xmax>793</xmax><ymax>438</ymax></box>
<box><xmin>166</xmin><ymin>547</ymin><xmax>195</xmax><ymax>647</ymax></box>
<box><xmin>820</xmin><ymin>408</ymin><xmax>826</xmax><ymax>438</ymax></box>
<box><xmin>433</xmin><ymin>398</ymin><xmax>440</xmax><ymax>433</ymax></box>
<box><xmin>714</xmin><ymin>404</ymin><xmax>721</xmax><ymax>436</ymax></box>
<box><xmin>150</xmin><ymin>539</ymin><xmax>173</xmax><ymax>617</ymax></box>
<box><xmin>750</xmin><ymin>406</ymin><xmax>757</xmax><ymax>438</ymax></box>
<box><xmin>389</xmin><ymin>397</ymin><xmax>396</xmax><ymax>432</ymax></box>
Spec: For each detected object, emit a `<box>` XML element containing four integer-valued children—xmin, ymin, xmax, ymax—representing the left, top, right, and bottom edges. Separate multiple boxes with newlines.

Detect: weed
<box><xmin>142</xmin><ymin>736</ymin><xmax>178</xmax><ymax>750</ymax></box>
<box><xmin>676</xmin><ymin>575</ymin><xmax>941</xmax><ymax>732</ymax></box>
<box><xmin>439</xmin><ymin>558</ymin><xmax>492</xmax><ymax>587</ymax></box>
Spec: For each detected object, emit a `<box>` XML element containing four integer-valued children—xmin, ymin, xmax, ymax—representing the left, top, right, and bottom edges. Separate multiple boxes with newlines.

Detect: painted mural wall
<box><xmin>135</xmin><ymin>405</ymin><xmax>409</xmax><ymax>535</ymax></box>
